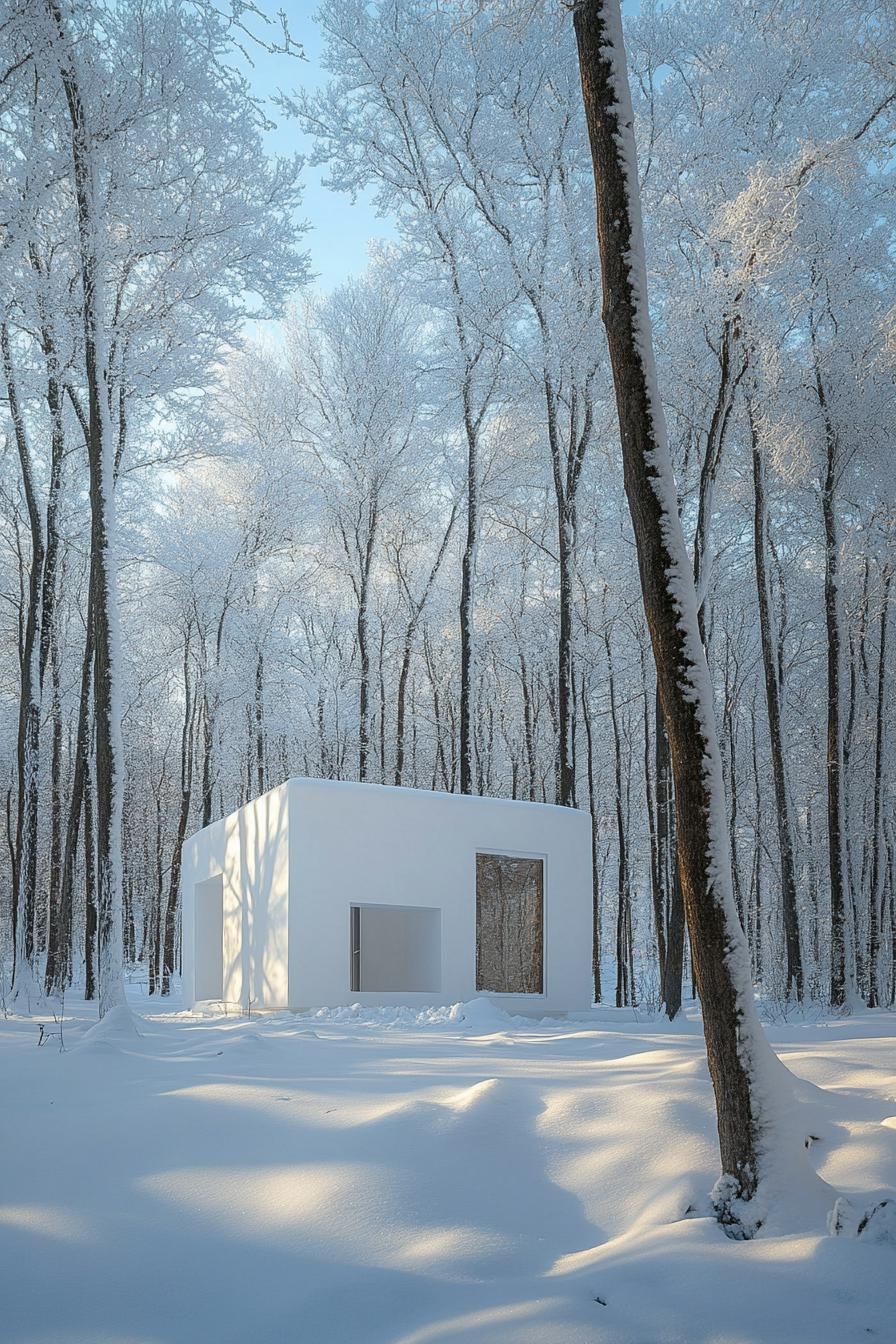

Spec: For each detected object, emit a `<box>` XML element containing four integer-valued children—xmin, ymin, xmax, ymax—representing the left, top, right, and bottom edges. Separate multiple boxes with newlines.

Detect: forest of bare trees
<box><xmin>1</xmin><ymin>0</ymin><xmax>894</xmax><ymax>1037</ymax></box>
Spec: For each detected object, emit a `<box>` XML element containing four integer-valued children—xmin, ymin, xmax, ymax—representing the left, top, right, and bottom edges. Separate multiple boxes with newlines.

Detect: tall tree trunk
<box><xmin>353</xmin><ymin>503</ymin><xmax>378</xmax><ymax>784</ymax></box>
<box><xmin>556</xmin><ymin>492</ymin><xmax>577</xmax><ymax>806</ymax></box>
<box><xmin>605</xmin><ymin>630</ymin><xmax>630</xmax><ymax>1007</ymax></box>
<box><xmin>57</xmin><ymin>578</ymin><xmax>95</xmax><ymax>995</ymax></box>
<box><xmin>48</xmin><ymin>0</ymin><xmax>125</xmax><ymax>1016</ymax></box>
<box><xmin>868</xmin><ymin>567</ymin><xmax>892</xmax><ymax>1007</ymax></box>
<box><xmin>813</xmin><ymin>344</ymin><xmax>851</xmax><ymax>1006</ymax></box>
<box><xmin>544</xmin><ymin>378</ymin><xmax>591</xmax><ymax>807</ymax></box>
<box><xmin>394</xmin><ymin>504</ymin><xmax>456</xmax><ymax>786</ymax></box>
<box><xmin>750</xmin><ymin>407</ymin><xmax>803</xmax><ymax>999</ymax></box>
<box><xmin>83</xmin><ymin>752</ymin><xmax>98</xmax><ymax>1002</ymax></box>
<box><xmin>459</xmin><ymin>382</ymin><xmax>479</xmax><ymax>796</ymax></box>
<box><xmin>575</xmin><ymin>0</ymin><xmax>777</xmax><ymax>1231</ymax></box>
<box><xmin>162</xmin><ymin>628</ymin><xmax>195</xmax><ymax>995</ymax></box>
<box><xmin>692</xmin><ymin>321</ymin><xmax>745</xmax><ymax>647</ymax></box>
<box><xmin>656</xmin><ymin>694</ymin><xmax>684</xmax><ymax>1018</ymax></box>
<box><xmin>254</xmin><ymin>647</ymin><xmax>265</xmax><ymax>795</ymax></box>
<box><xmin>43</xmin><ymin>637</ymin><xmax>65</xmax><ymax>993</ymax></box>
<box><xmin>581</xmin><ymin>673</ymin><xmax>601</xmax><ymax>1002</ymax></box>
<box><xmin>2</xmin><ymin>323</ymin><xmax>43</xmax><ymax>998</ymax></box>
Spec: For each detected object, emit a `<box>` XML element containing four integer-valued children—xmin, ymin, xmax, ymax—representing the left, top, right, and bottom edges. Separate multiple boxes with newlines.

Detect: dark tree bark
<box><xmin>48</xmin><ymin>0</ymin><xmax>125</xmax><ymax>1015</ymax></box>
<box><xmin>575</xmin><ymin>0</ymin><xmax>773</xmax><ymax>1230</ymax></box>
<box><xmin>605</xmin><ymin>628</ymin><xmax>631</xmax><ymax>1007</ymax></box>
<box><xmin>56</xmin><ymin>575</ymin><xmax>95</xmax><ymax>997</ymax></box>
<box><xmin>656</xmin><ymin>693</ymin><xmax>684</xmax><ymax>1018</ymax></box>
<box><xmin>83</xmin><ymin>752</ymin><xmax>97</xmax><ymax>1002</ymax></box>
<box><xmin>581</xmin><ymin>673</ymin><xmax>601</xmax><ymax>1002</ymax></box>
<box><xmin>544</xmin><ymin>381</ymin><xmax>592</xmax><ymax>807</ymax></box>
<box><xmin>459</xmin><ymin>380</ymin><xmax>479</xmax><ymax>796</ymax></box>
<box><xmin>812</xmin><ymin>338</ymin><xmax>850</xmax><ymax>1006</ymax></box>
<box><xmin>2</xmin><ymin>323</ymin><xmax>42</xmax><ymax>990</ymax></box>
<box><xmin>43</xmin><ymin>639</ymin><xmax>65</xmax><ymax>991</ymax></box>
<box><xmin>692</xmin><ymin>321</ymin><xmax>746</xmax><ymax>647</ymax></box>
<box><xmin>254</xmin><ymin>647</ymin><xmax>265</xmax><ymax>795</ymax></box>
<box><xmin>641</xmin><ymin>652</ymin><xmax>666</xmax><ymax>999</ymax></box>
<box><xmin>868</xmin><ymin>567</ymin><xmax>892</xmax><ymax>1006</ymax></box>
<box><xmin>393</xmin><ymin>504</ymin><xmax>457</xmax><ymax>786</ymax></box>
<box><xmin>749</xmin><ymin>406</ymin><xmax>803</xmax><ymax>999</ymax></box>
<box><xmin>162</xmin><ymin>627</ymin><xmax>196</xmax><ymax>995</ymax></box>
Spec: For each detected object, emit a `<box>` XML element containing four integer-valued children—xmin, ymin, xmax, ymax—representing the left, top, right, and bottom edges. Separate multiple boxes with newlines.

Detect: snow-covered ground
<box><xmin>1</xmin><ymin>989</ymin><xmax>894</xmax><ymax>1343</ymax></box>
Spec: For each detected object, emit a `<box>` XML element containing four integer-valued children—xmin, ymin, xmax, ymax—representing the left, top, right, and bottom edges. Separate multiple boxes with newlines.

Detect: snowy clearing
<box><xmin>2</xmin><ymin>992</ymin><xmax>894</xmax><ymax>1344</ymax></box>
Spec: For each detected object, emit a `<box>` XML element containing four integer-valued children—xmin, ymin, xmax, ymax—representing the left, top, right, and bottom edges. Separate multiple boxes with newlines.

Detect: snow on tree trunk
<box><xmin>573</xmin><ymin>0</ymin><xmax>789</xmax><ymax>1234</ymax></box>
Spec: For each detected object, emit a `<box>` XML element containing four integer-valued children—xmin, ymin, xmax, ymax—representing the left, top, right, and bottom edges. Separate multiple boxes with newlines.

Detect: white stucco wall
<box><xmin>182</xmin><ymin>782</ymin><xmax>290</xmax><ymax>1010</ymax></box>
<box><xmin>287</xmin><ymin>779</ymin><xmax>593</xmax><ymax>1013</ymax></box>
<box><xmin>183</xmin><ymin>778</ymin><xmax>593</xmax><ymax>1013</ymax></box>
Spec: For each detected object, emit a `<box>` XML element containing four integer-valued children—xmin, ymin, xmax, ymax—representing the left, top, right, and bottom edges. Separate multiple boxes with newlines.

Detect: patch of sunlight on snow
<box><xmin>0</xmin><ymin>1203</ymin><xmax>95</xmax><ymax>1243</ymax></box>
<box><xmin>162</xmin><ymin>1079</ymin><xmax>455</xmax><ymax>1128</ymax></box>
<box><xmin>547</xmin><ymin>1220</ymin><xmax>823</xmax><ymax>1283</ymax></box>
<box><xmin>811</xmin><ymin>1125</ymin><xmax>896</xmax><ymax>1192</ymax></box>
<box><xmin>397</xmin><ymin>1226</ymin><xmax>509</xmax><ymax>1265</ymax></box>
<box><xmin>138</xmin><ymin>1163</ymin><xmax>505</xmax><ymax>1270</ymax></box>
<box><xmin>392</xmin><ymin>1300</ymin><xmax>548</xmax><ymax>1344</ymax></box>
<box><xmin>139</xmin><ymin>1162</ymin><xmax>371</xmax><ymax>1234</ymax></box>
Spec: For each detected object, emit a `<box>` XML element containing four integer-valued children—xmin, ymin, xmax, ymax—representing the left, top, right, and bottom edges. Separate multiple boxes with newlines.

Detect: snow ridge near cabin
<box><xmin>1</xmin><ymin>992</ymin><xmax>894</xmax><ymax>1344</ymax></box>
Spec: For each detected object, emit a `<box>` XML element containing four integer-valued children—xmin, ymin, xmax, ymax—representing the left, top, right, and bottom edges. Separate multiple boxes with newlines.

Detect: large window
<box><xmin>350</xmin><ymin>904</ymin><xmax>441</xmax><ymax>993</ymax></box>
<box><xmin>475</xmin><ymin>853</ymin><xmax>544</xmax><ymax>994</ymax></box>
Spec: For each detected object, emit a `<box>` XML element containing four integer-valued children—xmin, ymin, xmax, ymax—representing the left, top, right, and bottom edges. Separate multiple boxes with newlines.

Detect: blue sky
<box><xmin>243</xmin><ymin>1</ymin><xmax>393</xmax><ymax>293</ymax></box>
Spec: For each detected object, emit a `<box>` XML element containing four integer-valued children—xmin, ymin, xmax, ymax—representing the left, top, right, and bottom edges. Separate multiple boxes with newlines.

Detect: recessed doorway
<box><xmin>193</xmin><ymin>873</ymin><xmax>224</xmax><ymax>1000</ymax></box>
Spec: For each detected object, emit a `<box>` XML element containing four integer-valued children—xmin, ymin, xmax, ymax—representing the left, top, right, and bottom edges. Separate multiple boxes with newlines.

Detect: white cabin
<box><xmin>181</xmin><ymin>778</ymin><xmax>593</xmax><ymax>1014</ymax></box>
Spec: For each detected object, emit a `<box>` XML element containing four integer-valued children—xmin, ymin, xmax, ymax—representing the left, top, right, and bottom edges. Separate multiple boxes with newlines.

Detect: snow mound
<box><xmin>306</xmin><ymin>1001</ymin><xmax>459</xmax><ymax>1028</ymax></box>
<box><xmin>830</xmin><ymin>1196</ymin><xmax>896</xmax><ymax>1244</ymax></box>
<box><xmin>296</xmin><ymin>997</ymin><xmax>550</xmax><ymax>1032</ymax></box>
<box><xmin>444</xmin><ymin>1077</ymin><xmax>516</xmax><ymax>1118</ymax></box>
<box><xmin>453</xmin><ymin>997</ymin><xmax>512</xmax><ymax>1029</ymax></box>
<box><xmin>73</xmin><ymin>1005</ymin><xmax>141</xmax><ymax>1051</ymax></box>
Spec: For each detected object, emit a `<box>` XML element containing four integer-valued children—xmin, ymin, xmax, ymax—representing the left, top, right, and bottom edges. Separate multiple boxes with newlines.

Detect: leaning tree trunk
<box><xmin>48</xmin><ymin>0</ymin><xmax>125</xmax><ymax>1016</ymax></box>
<box><xmin>574</xmin><ymin>0</ymin><xmax>777</xmax><ymax>1232</ymax></box>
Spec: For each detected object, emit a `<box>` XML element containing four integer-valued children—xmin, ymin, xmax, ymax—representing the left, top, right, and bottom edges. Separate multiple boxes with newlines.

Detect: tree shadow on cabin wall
<box><xmin>215</xmin><ymin>784</ymin><xmax>289</xmax><ymax>1010</ymax></box>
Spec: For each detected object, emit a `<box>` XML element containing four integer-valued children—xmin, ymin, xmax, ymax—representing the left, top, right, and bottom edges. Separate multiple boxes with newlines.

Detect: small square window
<box><xmin>350</xmin><ymin>903</ymin><xmax>441</xmax><ymax>992</ymax></box>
